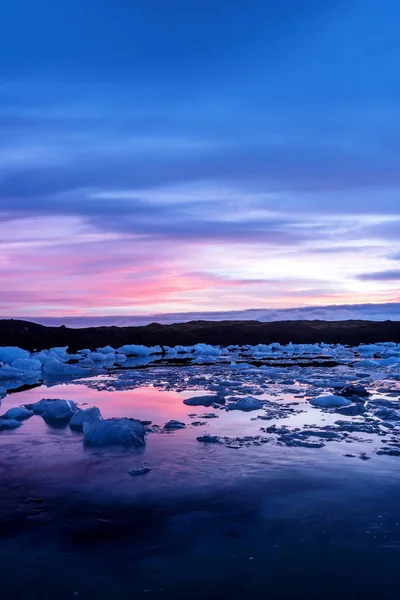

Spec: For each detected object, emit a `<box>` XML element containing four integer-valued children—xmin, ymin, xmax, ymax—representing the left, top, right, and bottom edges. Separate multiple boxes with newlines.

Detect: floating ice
<box><xmin>88</xmin><ymin>352</ymin><xmax>108</xmax><ymax>362</ymax></box>
<box><xmin>42</xmin><ymin>357</ymin><xmax>86</xmax><ymax>376</ymax></box>
<box><xmin>69</xmin><ymin>407</ymin><xmax>102</xmax><ymax>432</ymax></box>
<box><xmin>183</xmin><ymin>395</ymin><xmax>215</xmax><ymax>407</ymax></box>
<box><xmin>42</xmin><ymin>399</ymin><xmax>79</xmax><ymax>423</ymax></box>
<box><xmin>2</xmin><ymin>406</ymin><xmax>33</xmax><ymax>421</ymax></box>
<box><xmin>117</xmin><ymin>344</ymin><xmax>162</xmax><ymax>356</ymax></box>
<box><xmin>96</xmin><ymin>345</ymin><xmax>115</xmax><ymax>354</ymax></box>
<box><xmin>11</xmin><ymin>358</ymin><xmax>41</xmax><ymax>371</ymax></box>
<box><xmin>194</xmin><ymin>344</ymin><xmax>221</xmax><ymax>356</ymax></box>
<box><xmin>164</xmin><ymin>420</ymin><xmax>186</xmax><ymax>430</ymax></box>
<box><xmin>48</xmin><ymin>347</ymin><xmax>69</xmax><ymax>361</ymax></box>
<box><xmin>0</xmin><ymin>418</ymin><xmax>22</xmax><ymax>430</ymax></box>
<box><xmin>0</xmin><ymin>347</ymin><xmax>30</xmax><ymax>363</ymax></box>
<box><xmin>83</xmin><ymin>418</ymin><xmax>146</xmax><ymax>446</ymax></box>
<box><xmin>24</xmin><ymin>399</ymin><xmax>56</xmax><ymax>414</ymax></box>
<box><xmin>338</xmin><ymin>384</ymin><xmax>370</xmax><ymax>398</ymax></box>
<box><xmin>310</xmin><ymin>395</ymin><xmax>352</xmax><ymax>408</ymax></box>
<box><xmin>226</xmin><ymin>397</ymin><xmax>264</xmax><ymax>412</ymax></box>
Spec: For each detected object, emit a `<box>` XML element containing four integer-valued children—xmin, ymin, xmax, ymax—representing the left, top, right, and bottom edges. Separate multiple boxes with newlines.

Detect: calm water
<box><xmin>1</xmin><ymin>368</ymin><xmax>400</xmax><ymax>599</ymax></box>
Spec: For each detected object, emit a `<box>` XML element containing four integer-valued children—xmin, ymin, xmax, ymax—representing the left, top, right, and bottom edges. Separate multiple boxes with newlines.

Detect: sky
<box><xmin>0</xmin><ymin>0</ymin><xmax>400</xmax><ymax>317</ymax></box>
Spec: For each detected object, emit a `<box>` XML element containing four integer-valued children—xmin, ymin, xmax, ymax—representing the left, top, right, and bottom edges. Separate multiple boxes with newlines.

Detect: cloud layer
<box><xmin>0</xmin><ymin>0</ymin><xmax>399</xmax><ymax>315</ymax></box>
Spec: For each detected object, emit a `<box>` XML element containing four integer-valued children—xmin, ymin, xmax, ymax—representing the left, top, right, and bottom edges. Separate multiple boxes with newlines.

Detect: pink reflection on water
<box><xmin>5</xmin><ymin>382</ymin><xmax>195</xmax><ymax>424</ymax></box>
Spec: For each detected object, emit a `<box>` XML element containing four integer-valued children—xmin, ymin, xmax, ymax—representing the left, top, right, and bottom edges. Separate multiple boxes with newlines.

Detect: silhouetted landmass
<box><xmin>0</xmin><ymin>318</ymin><xmax>399</xmax><ymax>352</ymax></box>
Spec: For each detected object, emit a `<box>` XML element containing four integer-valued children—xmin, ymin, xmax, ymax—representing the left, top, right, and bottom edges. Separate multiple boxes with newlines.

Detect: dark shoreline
<box><xmin>1</xmin><ymin>318</ymin><xmax>400</xmax><ymax>351</ymax></box>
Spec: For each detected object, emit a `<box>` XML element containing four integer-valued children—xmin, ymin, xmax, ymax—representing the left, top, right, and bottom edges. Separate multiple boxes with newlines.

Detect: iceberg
<box><xmin>0</xmin><ymin>347</ymin><xmax>30</xmax><ymax>363</ymax></box>
<box><xmin>117</xmin><ymin>344</ymin><xmax>162</xmax><ymax>356</ymax></box>
<box><xmin>42</xmin><ymin>399</ymin><xmax>79</xmax><ymax>423</ymax></box>
<box><xmin>11</xmin><ymin>358</ymin><xmax>42</xmax><ymax>371</ymax></box>
<box><xmin>310</xmin><ymin>395</ymin><xmax>352</xmax><ymax>408</ymax></box>
<box><xmin>69</xmin><ymin>407</ymin><xmax>102</xmax><ymax>432</ymax></box>
<box><xmin>226</xmin><ymin>397</ymin><xmax>264</xmax><ymax>412</ymax></box>
<box><xmin>2</xmin><ymin>406</ymin><xmax>33</xmax><ymax>421</ymax></box>
<box><xmin>0</xmin><ymin>418</ymin><xmax>22</xmax><ymax>431</ymax></box>
<box><xmin>83</xmin><ymin>418</ymin><xmax>146</xmax><ymax>446</ymax></box>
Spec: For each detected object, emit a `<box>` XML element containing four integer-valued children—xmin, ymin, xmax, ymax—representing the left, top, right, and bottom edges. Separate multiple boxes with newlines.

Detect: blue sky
<box><xmin>0</xmin><ymin>0</ymin><xmax>399</xmax><ymax>315</ymax></box>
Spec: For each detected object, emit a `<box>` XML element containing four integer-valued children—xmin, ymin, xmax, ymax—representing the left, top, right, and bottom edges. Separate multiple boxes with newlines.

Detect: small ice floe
<box><xmin>128</xmin><ymin>467</ymin><xmax>152</xmax><ymax>476</ymax></box>
<box><xmin>164</xmin><ymin>420</ymin><xmax>186</xmax><ymax>430</ymax></box>
<box><xmin>0</xmin><ymin>418</ymin><xmax>22</xmax><ymax>431</ymax></box>
<box><xmin>69</xmin><ymin>407</ymin><xmax>102</xmax><ymax>432</ymax></box>
<box><xmin>83</xmin><ymin>418</ymin><xmax>146</xmax><ymax>446</ymax></box>
<box><xmin>0</xmin><ymin>387</ymin><xmax>7</xmax><ymax>398</ymax></box>
<box><xmin>42</xmin><ymin>399</ymin><xmax>79</xmax><ymax>423</ymax></box>
<box><xmin>309</xmin><ymin>395</ymin><xmax>351</xmax><ymax>408</ymax></box>
<box><xmin>2</xmin><ymin>406</ymin><xmax>33</xmax><ymax>421</ymax></box>
<box><xmin>226</xmin><ymin>396</ymin><xmax>264</xmax><ymax>412</ymax></box>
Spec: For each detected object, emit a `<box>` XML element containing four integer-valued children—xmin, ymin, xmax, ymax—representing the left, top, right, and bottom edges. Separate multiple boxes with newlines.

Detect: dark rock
<box><xmin>338</xmin><ymin>384</ymin><xmax>370</xmax><ymax>398</ymax></box>
<box><xmin>164</xmin><ymin>420</ymin><xmax>186</xmax><ymax>430</ymax></box>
